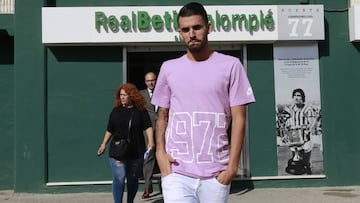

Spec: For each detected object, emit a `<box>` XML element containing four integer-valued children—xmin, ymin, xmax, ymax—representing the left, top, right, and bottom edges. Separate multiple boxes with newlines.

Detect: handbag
<box><xmin>109</xmin><ymin>111</ymin><xmax>134</xmax><ymax>160</ymax></box>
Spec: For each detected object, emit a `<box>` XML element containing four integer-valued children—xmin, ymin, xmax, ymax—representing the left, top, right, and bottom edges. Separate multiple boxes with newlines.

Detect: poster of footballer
<box><xmin>273</xmin><ymin>42</ymin><xmax>324</xmax><ymax>176</ymax></box>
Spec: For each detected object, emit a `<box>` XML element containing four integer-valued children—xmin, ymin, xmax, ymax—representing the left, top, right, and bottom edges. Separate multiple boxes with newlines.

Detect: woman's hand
<box><xmin>147</xmin><ymin>142</ymin><xmax>155</xmax><ymax>150</ymax></box>
<box><xmin>97</xmin><ymin>143</ymin><xmax>106</xmax><ymax>155</ymax></box>
<box><xmin>98</xmin><ymin>131</ymin><xmax>112</xmax><ymax>155</ymax></box>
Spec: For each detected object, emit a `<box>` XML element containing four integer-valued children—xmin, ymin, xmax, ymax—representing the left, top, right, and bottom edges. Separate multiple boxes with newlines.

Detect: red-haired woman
<box><xmin>98</xmin><ymin>83</ymin><xmax>154</xmax><ymax>203</ymax></box>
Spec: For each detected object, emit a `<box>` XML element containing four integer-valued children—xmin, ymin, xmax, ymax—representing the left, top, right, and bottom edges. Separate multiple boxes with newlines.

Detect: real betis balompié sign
<box><xmin>42</xmin><ymin>5</ymin><xmax>324</xmax><ymax>44</ymax></box>
<box><xmin>95</xmin><ymin>9</ymin><xmax>274</xmax><ymax>38</ymax></box>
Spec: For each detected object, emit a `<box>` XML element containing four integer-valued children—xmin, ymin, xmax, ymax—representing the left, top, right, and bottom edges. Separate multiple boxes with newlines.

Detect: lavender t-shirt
<box><xmin>152</xmin><ymin>52</ymin><xmax>255</xmax><ymax>178</ymax></box>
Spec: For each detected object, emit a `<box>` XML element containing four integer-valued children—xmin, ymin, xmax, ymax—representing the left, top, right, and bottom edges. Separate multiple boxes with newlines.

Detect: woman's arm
<box><xmin>97</xmin><ymin>130</ymin><xmax>112</xmax><ymax>155</ymax></box>
<box><xmin>145</xmin><ymin>127</ymin><xmax>155</xmax><ymax>149</ymax></box>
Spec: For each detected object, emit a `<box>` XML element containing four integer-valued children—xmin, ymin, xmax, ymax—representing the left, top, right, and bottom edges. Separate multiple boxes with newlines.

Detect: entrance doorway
<box><xmin>127</xmin><ymin>45</ymin><xmax>245</xmax><ymax>90</ymax></box>
<box><xmin>127</xmin><ymin>50</ymin><xmax>185</xmax><ymax>89</ymax></box>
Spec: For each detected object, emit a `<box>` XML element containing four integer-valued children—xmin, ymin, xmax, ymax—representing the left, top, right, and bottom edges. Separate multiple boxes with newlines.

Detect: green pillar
<box><xmin>14</xmin><ymin>0</ymin><xmax>46</xmax><ymax>192</ymax></box>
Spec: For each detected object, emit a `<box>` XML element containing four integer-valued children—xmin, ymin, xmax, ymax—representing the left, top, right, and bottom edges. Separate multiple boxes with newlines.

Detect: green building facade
<box><xmin>1</xmin><ymin>0</ymin><xmax>360</xmax><ymax>193</ymax></box>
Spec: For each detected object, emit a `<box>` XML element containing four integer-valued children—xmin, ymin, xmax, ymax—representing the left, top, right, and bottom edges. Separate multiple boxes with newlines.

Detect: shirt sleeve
<box><xmin>106</xmin><ymin>108</ymin><xmax>115</xmax><ymax>133</ymax></box>
<box><xmin>142</xmin><ymin>110</ymin><xmax>152</xmax><ymax>130</ymax></box>
<box><xmin>229</xmin><ymin>59</ymin><xmax>256</xmax><ymax>106</ymax></box>
<box><xmin>151</xmin><ymin>62</ymin><xmax>171</xmax><ymax>108</ymax></box>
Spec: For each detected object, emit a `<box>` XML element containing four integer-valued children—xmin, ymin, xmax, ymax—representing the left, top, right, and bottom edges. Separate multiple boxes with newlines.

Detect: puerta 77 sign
<box><xmin>277</xmin><ymin>5</ymin><xmax>324</xmax><ymax>40</ymax></box>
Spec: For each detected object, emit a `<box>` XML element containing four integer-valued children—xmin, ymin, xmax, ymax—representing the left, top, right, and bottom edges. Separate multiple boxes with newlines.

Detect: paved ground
<box><xmin>1</xmin><ymin>186</ymin><xmax>360</xmax><ymax>203</ymax></box>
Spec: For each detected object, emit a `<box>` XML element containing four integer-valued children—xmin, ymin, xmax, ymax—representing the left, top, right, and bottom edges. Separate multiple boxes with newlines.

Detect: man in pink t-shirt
<box><xmin>151</xmin><ymin>2</ymin><xmax>255</xmax><ymax>203</ymax></box>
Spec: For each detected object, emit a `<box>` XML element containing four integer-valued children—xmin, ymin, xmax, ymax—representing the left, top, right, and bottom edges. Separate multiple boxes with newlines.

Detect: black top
<box><xmin>107</xmin><ymin>106</ymin><xmax>152</xmax><ymax>159</ymax></box>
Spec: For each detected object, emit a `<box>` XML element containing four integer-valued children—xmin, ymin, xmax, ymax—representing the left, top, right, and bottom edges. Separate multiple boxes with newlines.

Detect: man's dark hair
<box><xmin>177</xmin><ymin>2</ymin><xmax>209</xmax><ymax>25</ymax></box>
<box><xmin>292</xmin><ymin>88</ymin><xmax>306</xmax><ymax>102</ymax></box>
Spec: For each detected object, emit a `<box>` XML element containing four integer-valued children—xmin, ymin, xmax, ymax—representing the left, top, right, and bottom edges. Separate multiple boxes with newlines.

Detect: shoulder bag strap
<box><xmin>127</xmin><ymin>110</ymin><xmax>135</xmax><ymax>142</ymax></box>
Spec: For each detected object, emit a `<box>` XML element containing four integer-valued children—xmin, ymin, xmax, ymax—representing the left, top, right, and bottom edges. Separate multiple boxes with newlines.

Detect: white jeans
<box><xmin>161</xmin><ymin>173</ymin><xmax>231</xmax><ymax>203</ymax></box>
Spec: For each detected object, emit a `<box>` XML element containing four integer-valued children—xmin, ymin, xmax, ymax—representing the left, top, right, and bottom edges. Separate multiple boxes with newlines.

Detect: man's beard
<box><xmin>187</xmin><ymin>42</ymin><xmax>204</xmax><ymax>53</ymax></box>
<box><xmin>186</xmin><ymin>37</ymin><xmax>207</xmax><ymax>53</ymax></box>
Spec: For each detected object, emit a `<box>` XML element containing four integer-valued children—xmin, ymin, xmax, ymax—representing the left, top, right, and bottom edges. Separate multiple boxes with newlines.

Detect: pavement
<box><xmin>1</xmin><ymin>186</ymin><xmax>360</xmax><ymax>203</ymax></box>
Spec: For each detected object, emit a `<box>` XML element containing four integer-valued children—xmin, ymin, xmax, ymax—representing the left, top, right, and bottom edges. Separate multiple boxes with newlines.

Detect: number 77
<box><xmin>288</xmin><ymin>18</ymin><xmax>313</xmax><ymax>37</ymax></box>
